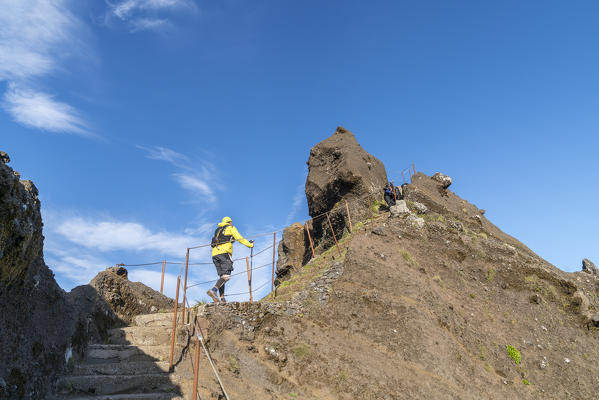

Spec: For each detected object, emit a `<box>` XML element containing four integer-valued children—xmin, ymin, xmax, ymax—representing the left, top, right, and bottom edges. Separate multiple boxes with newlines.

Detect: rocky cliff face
<box><xmin>0</xmin><ymin>152</ymin><xmax>74</xmax><ymax>399</ymax></box>
<box><xmin>0</xmin><ymin>153</ymin><xmax>121</xmax><ymax>400</ymax></box>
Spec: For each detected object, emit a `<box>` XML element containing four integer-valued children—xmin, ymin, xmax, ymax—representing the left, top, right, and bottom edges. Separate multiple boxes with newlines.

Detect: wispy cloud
<box><xmin>3</xmin><ymin>85</ymin><xmax>90</xmax><ymax>135</ymax></box>
<box><xmin>137</xmin><ymin>145</ymin><xmax>221</xmax><ymax>204</ymax></box>
<box><xmin>0</xmin><ymin>0</ymin><xmax>92</xmax><ymax>136</ymax></box>
<box><xmin>107</xmin><ymin>0</ymin><xmax>197</xmax><ymax>33</ymax></box>
<box><xmin>136</xmin><ymin>145</ymin><xmax>188</xmax><ymax>165</ymax></box>
<box><xmin>55</xmin><ymin>217</ymin><xmax>201</xmax><ymax>256</ymax></box>
<box><xmin>174</xmin><ymin>173</ymin><xmax>216</xmax><ymax>203</ymax></box>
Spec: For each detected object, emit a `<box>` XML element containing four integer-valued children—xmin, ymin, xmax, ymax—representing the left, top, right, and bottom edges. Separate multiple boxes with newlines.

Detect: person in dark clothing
<box><xmin>384</xmin><ymin>182</ymin><xmax>396</xmax><ymax>208</ymax></box>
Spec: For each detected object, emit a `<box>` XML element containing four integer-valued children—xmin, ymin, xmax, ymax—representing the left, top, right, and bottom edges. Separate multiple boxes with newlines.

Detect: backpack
<box><xmin>211</xmin><ymin>226</ymin><xmax>234</xmax><ymax>248</ymax></box>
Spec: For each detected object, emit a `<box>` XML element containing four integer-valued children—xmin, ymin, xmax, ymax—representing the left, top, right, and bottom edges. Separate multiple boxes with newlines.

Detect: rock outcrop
<box><xmin>89</xmin><ymin>267</ymin><xmax>174</xmax><ymax>324</ymax></box>
<box><xmin>0</xmin><ymin>153</ymin><xmax>75</xmax><ymax>399</ymax></box>
<box><xmin>432</xmin><ymin>172</ymin><xmax>452</xmax><ymax>188</ymax></box>
<box><xmin>305</xmin><ymin>126</ymin><xmax>387</xmax><ymax>218</ymax></box>
<box><xmin>276</xmin><ymin>223</ymin><xmax>309</xmax><ymax>283</ymax></box>
<box><xmin>582</xmin><ymin>258</ymin><xmax>598</xmax><ymax>275</ymax></box>
<box><xmin>0</xmin><ymin>152</ymin><xmax>122</xmax><ymax>400</ymax></box>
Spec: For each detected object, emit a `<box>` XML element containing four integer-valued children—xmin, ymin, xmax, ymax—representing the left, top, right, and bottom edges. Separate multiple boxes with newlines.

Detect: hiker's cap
<box><xmin>221</xmin><ymin>216</ymin><xmax>232</xmax><ymax>224</ymax></box>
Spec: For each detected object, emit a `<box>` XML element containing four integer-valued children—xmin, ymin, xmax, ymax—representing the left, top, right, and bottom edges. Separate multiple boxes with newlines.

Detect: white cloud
<box><xmin>286</xmin><ymin>183</ymin><xmax>307</xmax><ymax>225</ymax></box>
<box><xmin>0</xmin><ymin>0</ymin><xmax>91</xmax><ymax>135</ymax></box>
<box><xmin>107</xmin><ymin>0</ymin><xmax>196</xmax><ymax>32</ymax></box>
<box><xmin>137</xmin><ymin>145</ymin><xmax>189</xmax><ymax>165</ymax></box>
<box><xmin>174</xmin><ymin>173</ymin><xmax>216</xmax><ymax>203</ymax></box>
<box><xmin>3</xmin><ymin>85</ymin><xmax>90</xmax><ymax>135</ymax></box>
<box><xmin>55</xmin><ymin>217</ymin><xmax>202</xmax><ymax>256</ymax></box>
<box><xmin>45</xmin><ymin>245</ymin><xmax>112</xmax><ymax>287</ymax></box>
<box><xmin>129</xmin><ymin>18</ymin><xmax>169</xmax><ymax>32</ymax></box>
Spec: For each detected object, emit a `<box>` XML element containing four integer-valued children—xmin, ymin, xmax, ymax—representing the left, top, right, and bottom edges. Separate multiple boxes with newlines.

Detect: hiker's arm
<box><xmin>231</xmin><ymin>227</ymin><xmax>253</xmax><ymax>247</ymax></box>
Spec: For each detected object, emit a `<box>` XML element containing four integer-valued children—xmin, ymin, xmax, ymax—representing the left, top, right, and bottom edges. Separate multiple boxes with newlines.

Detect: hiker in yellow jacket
<box><xmin>207</xmin><ymin>216</ymin><xmax>253</xmax><ymax>302</ymax></box>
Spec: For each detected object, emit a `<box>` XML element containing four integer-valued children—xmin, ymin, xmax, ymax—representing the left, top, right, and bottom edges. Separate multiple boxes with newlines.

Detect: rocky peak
<box><xmin>305</xmin><ymin>126</ymin><xmax>387</xmax><ymax>218</ymax></box>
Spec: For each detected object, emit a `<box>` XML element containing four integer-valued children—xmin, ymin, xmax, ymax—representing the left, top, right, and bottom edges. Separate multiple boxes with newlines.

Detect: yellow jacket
<box><xmin>211</xmin><ymin>221</ymin><xmax>253</xmax><ymax>256</ymax></box>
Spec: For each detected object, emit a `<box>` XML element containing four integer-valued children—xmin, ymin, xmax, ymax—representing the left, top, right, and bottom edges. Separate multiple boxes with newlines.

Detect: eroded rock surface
<box><xmin>89</xmin><ymin>267</ymin><xmax>174</xmax><ymax>324</ymax></box>
<box><xmin>276</xmin><ymin>222</ymin><xmax>309</xmax><ymax>283</ymax></box>
<box><xmin>305</xmin><ymin>126</ymin><xmax>387</xmax><ymax>218</ymax></box>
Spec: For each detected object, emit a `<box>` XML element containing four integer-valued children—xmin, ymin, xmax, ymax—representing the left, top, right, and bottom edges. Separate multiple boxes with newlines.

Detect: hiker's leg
<box><xmin>214</xmin><ymin>274</ymin><xmax>230</xmax><ymax>289</ymax></box>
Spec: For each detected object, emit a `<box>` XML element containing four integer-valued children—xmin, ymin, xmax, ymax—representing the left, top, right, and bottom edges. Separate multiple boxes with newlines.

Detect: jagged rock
<box><xmin>106</xmin><ymin>266</ymin><xmax>128</xmax><ymax>279</ymax></box>
<box><xmin>305</xmin><ymin>126</ymin><xmax>387</xmax><ymax>218</ymax></box>
<box><xmin>432</xmin><ymin>172</ymin><xmax>452</xmax><ymax>188</ymax></box>
<box><xmin>0</xmin><ymin>151</ymin><xmax>9</xmax><ymax>163</ymax></box>
<box><xmin>582</xmin><ymin>259</ymin><xmax>598</xmax><ymax>275</ymax></box>
<box><xmin>0</xmin><ymin>154</ymin><xmax>76</xmax><ymax>399</ymax></box>
<box><xmin>406</xmin><ymin>214</ymin><xmax>425</xmax><ymax>228</ymax></box>
<box><xmin>372</xmin><ymin>226</ymin><xmax>387</xmax><ymax>236</ymax></box>
<box><xmin>390</xmin><ymin>200</ymin><xmax>410</xmax><ymax>217</ymax></box>
<box><xmin>413</xmin><ymin>201</ymin><xmax>428</xmax><ymax>214</ymax></box>
<box><xmin>276</xmin><ymin>222</ymin><xmax>308</xmax><ymax>283</ymax></box>
<box><xmin>89</xmin><ymin>267</ymin><xmax>174</xmax><ymax>324</ymax></box>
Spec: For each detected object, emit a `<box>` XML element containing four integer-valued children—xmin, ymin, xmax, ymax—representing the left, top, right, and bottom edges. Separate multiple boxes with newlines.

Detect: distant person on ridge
<box><xmin>207</xmin><ymin>216</ymin><xmax>253</xmax><ymax>303</ymax></box>
<box><xmin>384</xmin><ymin>182</ymin><xmax>396</xmax><ymax>208</ymax></box>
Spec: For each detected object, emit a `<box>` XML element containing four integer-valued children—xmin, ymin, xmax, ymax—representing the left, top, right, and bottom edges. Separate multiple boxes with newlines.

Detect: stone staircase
<box><xmin>53</xmin><ymin>312</ymin><xmax>185</xmax><ymax>400</ymax></box>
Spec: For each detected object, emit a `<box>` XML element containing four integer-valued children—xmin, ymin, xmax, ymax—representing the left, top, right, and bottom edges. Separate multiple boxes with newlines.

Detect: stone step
<box><xmin>108</xmin><ymin>327</ymin><xmax>172</xmax><ymax>346</ymax></box>
<box><xmin>85</xmin><ymin>345</ymin><xmax>173</xmax><ymax>364</ymax></box>
<box><xmin>55</xmin><ymin>374</ymin><xmax>178</xmax><ymax>396</ymax></box>
<box><xmin>133</xmin><ymin>313</ymin><xmax>175</xmax><ymax>328</ymax></box>
<box><xmin>72</xmin><ymin>361</ymin><xmax>170</xmax><ymax>376</ymax></box>
<box><xmin>53</xmin><ymin>393</ymin><xmax>184</xmax><ymax>400</ymax></box>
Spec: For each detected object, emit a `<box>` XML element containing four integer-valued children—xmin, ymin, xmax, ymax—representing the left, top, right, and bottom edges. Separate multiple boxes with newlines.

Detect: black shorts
<box><xmin>212</xmin><ymin>253</ymin><xmax>233</xmax><ymax>276</ymax></box>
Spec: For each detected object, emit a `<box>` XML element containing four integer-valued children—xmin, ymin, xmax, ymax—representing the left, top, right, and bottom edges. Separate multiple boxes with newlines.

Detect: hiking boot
<box><xmin>206</xmin><ymin>288</ymin><xmax>219</xmax><ymax>303</ymax></box>
<box><xmin>220</xmin><ymin>296</ymin><xmax>227</xmax><ymax>303</ymax></box>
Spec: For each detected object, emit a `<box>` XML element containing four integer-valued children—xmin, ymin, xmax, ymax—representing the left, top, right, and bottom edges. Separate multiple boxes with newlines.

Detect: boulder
<box><xmin>406</xmin><ymin>214</ymin><xmax>425</xmax><ymax>228</ymax></box>
<box><xmin>372</xmin><ymin>226</ymin><xmax>387</xmax><ymax>236</ymax></box>
<box><xmin>582</xmin><ymin>259</ymin><xmax>598</xmax><ymax>275</ymax></box>
<box><xmin>432</xmin><ymin>172</ymin><xmax>452</xmax><ymax>189</ymax></box>
<box><xmin>413</xmin><ymin>201</ymin><xmax>428</xmax><ymax>214</ymax></box>
<box><xmin>390</xmin><ymin>200</ymin><xmax>410</xmax><ymax>217</ymax></box>
<box><xmin>89</xmin><ymin>267</ymin><xmax>174</xmax><ymax>324</ymax></box>
<box><xmin>276</xmin><ymin>223</ymin><xmax>309</xmax><ymax>282</ymax></box>
<box><xmin>305</xmin><ymin>126</ymin><xmax>388</xmax><ymax>218</ymax></box>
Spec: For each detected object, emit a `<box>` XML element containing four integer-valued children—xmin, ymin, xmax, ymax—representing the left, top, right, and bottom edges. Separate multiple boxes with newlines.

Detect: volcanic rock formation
<box><xmin>305</xmin><ymin>126</ymin><xmax>387</xmax><ymax>218</ymax></box>
<box><xmin>89</xmin><ymin>267</ymin><xmax>174</xmax><ymax>324</ymax></box>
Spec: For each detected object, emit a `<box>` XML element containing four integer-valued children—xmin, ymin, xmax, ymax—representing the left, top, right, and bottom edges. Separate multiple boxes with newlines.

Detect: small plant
<box><xmin>479</xmin><ymin>232</ymin><xmax>488</xmax><ymax>240</ymax></box>
<box><xmin>506</xmin><ymin>345</ymin><xmax>521</xmax><ymax>364</ymax></box>
<box><xmin>522</xmin><ymin>379</ymin><xmax>530</xmax><ymax>385</ymax></box>
<box><xmin>293</xmin><ymin>343</ymin><xmax>312</xmax><ymax>360</ymax></box>
<box><xmin>487</xmin><ymin>268</ymin><xmax>496</xmax><ymax>282</ymax></box>
<box><xmin>485</xmin><ymin>363</ymin><xmax>492</xmax><ymax>373</ymax></box>
<box><xmin>228</xmin><ymin>355</ymin><xmax>240</xmax><ymax>374</ymax></box>
<box><xmin>372</xmin><ymin>200</ymin><xmax>380</xmax><ymax>216</ymax></box>
<box><xmin>470</xmin><ymin>293</ymin><xmax>476</xmax><ymax>299</ymax></box>
<box><xmin>289</xmin><ymin>392</ymin><xmax>298</xmax><ymax>398</ymax></box>
<box><xmin>400</xmin><ymin>250</ymin><xmax>412</xmax><ymax>263</ymax></box>
<box><xmin>479</xmin><ymin>345</ymin><xmax>486</xmax><ymax>361</ymax></box>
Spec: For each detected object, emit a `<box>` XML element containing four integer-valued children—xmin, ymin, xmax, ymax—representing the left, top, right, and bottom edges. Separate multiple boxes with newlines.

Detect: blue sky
<box><xmin>1</xmin><ymin>1</ymin><xmax>598</xmax><ymax>302</ymax></box>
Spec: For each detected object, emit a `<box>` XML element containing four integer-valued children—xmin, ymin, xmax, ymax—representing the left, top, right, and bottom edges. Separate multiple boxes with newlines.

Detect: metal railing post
<box><xmin>160</xmin><ymin>260</ymin><xmax>166</xmax><ymax>294</ymax></box>
<box><xmin>413</xmin><ymin>163</ymin><xmax>416</xmax><ymax>175</ymax></box>
<box><xmin>192</xmin><ymin>335</ymin><xmax>200</xmax><ymax>399</ymax></box>
<box><xmin>326</xmin><ymin>212</ymin><xmax>342</xmax><ymax>257</ymax></box>
<box><xmin>271</xmin><ymin>232</ymin><xmax>276</xmax><ymax>296</ymax></box>
<box><xmin>168</xmin><ymin>276</ymin><xmax>180</xmax><ymax>372</ymax></box>
<box><xmin>181</xmin><ymin>248</ymin><xmax>190</xmax><ymax>326</ymax></box>
<box><xmin>345</xmin><ymin>200</ymin><xmax>353</xmax><ymax>234</ymax></box>
<box><xmin>305</xmin><ymin>222</ymin><xmax>315</xmax><ymax>259</ymax></box>
<box><xmin>245</xmin><ymin>257</ymin><xmax>252</xmax><ymax>302</ymax></box>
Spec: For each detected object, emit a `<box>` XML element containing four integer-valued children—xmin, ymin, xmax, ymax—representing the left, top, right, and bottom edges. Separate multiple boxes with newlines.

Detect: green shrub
<box><xmin>487</xmin><ymin>268</ymin><xmax>496</xmax><ymax>282</ymax></box>
<box><xmin>522</xmin><ymin>379</ymin><xmax>530</xmax><ymax>385</ymax></box>
<box><xmin>506</xmin><ymin>345</ymin><xmax>521</xmax><ymax>364</ymax></box>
